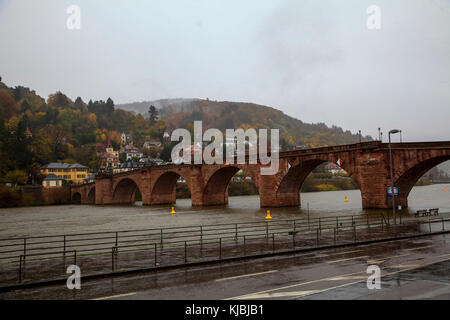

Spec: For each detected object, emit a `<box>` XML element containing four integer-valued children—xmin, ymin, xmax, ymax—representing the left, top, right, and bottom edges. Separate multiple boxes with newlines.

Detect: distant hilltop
<box><xmin>118</xmin><ymin>98</ymin><xmax>372</xmax><ymax>148</ymax></box>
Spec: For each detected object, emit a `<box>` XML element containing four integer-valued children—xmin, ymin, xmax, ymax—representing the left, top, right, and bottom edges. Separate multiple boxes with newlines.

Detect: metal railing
<box><xmin>0</xmin><ymin>214</ymin><xmax>387</xmax><ymax>264</ymax></box>
<box><xmin>1</xmin><ymin>213</ymin><xmax>448</xmax><ymax>286</ymax></box>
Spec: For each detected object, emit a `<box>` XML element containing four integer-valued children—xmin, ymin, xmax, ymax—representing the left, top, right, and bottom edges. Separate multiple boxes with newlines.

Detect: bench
<box><xmin>429</xmin><ymin>208</ymin><xmax>439</xmax><ymax>216</ymax></box>
<box><xmin>415</xmin><ymin>209</ymin><xmax>428</xmax><ymax>217</ymax></box>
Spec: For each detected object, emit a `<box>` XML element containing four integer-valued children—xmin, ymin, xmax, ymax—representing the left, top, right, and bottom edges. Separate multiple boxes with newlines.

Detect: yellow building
<box><xmin>41</xmin><ymin>162</ymin><xmax>90</xmax><ymax>184</ymax></box>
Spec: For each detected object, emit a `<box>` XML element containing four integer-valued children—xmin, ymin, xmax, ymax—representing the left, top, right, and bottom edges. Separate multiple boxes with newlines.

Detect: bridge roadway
<box><xmin>71</xmin><ymin>141</ymin><xmax>450</xmax><ymax>209</ymax></box>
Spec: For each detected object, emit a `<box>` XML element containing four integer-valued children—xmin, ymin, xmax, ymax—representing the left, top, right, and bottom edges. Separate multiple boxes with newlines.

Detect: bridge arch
<box><xmin>395</xmin><ymin>155</ymin><xmax>450</xmax><ymax>208</ymax></box>
<box><xmin>275</xmin><ymin>158</ymin><xmax>359</xmax><ymax>207</ymax></box>
<box><xmin>202</xmin><ymin>165</ymin><xmax>260</xmax><ymax>206</ymax></box>
<box><xmin>150</xmin><ymin>171</ymin><xmax>192</xmax><ymax>205</ymax></box>
<box><xmin>112</xmin><ymin>178</ymin><xmax>142</xmax><ymax>204</ymax></box>
<box><xmin>72</xmin><ymin>192</ymin><xmax>82</xmax><ymax>204</ymax></box>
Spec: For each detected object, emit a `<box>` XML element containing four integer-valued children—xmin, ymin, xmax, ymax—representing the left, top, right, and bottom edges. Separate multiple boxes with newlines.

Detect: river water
<box><xmin>0</xmin><ymin>184</ymin><xmax>449</xmax><ymax>238</ymax></box>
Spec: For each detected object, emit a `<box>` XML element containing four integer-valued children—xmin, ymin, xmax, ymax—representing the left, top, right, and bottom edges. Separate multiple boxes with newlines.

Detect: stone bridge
<box><xmin>70</xmin><ymin>141</ymin><xmax>450</xmax><ymax>209</ymax></box>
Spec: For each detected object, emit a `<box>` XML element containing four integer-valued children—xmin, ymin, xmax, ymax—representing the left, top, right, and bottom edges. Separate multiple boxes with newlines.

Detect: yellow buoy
<box><xmin>265</xmin><ymin>210</ymin><xmax>272</xmax><ymax>220</ymax></box>
<box><xmin>344</xmin><ymin>196</ymin><xmax>349</xmax><ymax>202</ymax></box>
<box><xmin>170</xmin><ymin>206</ymin><xmax>176</xmax><ymax>215</ymax></box>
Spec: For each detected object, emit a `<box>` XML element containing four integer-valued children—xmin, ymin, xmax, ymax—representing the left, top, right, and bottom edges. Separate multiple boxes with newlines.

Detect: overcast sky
<box><xmin>0</xmin><ymin>0</ymin><xmax>449</xmax><ymax>141</ymax></box>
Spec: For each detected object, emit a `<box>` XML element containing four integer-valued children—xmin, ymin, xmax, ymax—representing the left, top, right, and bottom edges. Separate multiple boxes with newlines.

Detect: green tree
<box><xmin>4</xmin><ymin>169</ymin><xmax>28</xmax><ymax>186</ymax></box>
<box><xmin>148</xmin><ymin>105</ymin><xmax>158</xmax><ymax>126</ymax></box>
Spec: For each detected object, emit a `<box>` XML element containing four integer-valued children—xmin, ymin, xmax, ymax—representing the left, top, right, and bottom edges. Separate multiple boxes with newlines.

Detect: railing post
<box><xmin>18</xmin><ymin>255</ymin><xmax>24</xmax><ymax>283</ymax></box>
<box><xmin>200</xmin><ymin>226</ymin><xmax>203</xmax><ymax>249</ymax></box>
<box><xmin>272</xmin><ymin>233</ymin><xmax>275</xmax><ymax>252</ymax></box>
<box><xmin>353</xmin><ymin>225</ymin><xmax>356</xmax><ymax>242</ymax></box>
<box><xmin>316</xmin><ymin>228</ymin><xmax>319</xmax><ymax>247</ymax></box>
<box><xmin>307</xmin><ymin>202</ymin><xmax>310</xmax><ymax>229</ymax></box>
<box><xmin>292</xmin><ymin>231</ymin><xmax>295</xmax><ymax>248</ymax></box>
<box><xmin>336</xmin><ymin>217</ymin><xmax>339</xmax><ymax>234</ymax></box>
<box><xmin>74</xmin><ymin>250</ymin><xmax>77</xmax><ymax>266</ymax></box>
<box><xmin>429</xmin><ymin>219</ymin><xmax>432</xmax><ymax>233</ymax></box>
<box><xmin>160</xmin><ymin>229</ymin><xmax>163</xmax><ymax>249</ymax></box>
<box><xmin>112</xmin><ymin>247</ymin><xmax>115</xmax><ymax>271</ymax></box>
<box><xmin>63</xmin><ymin>235</ymin><xmax>66</xmax><ymax>258</ymax></box>
<box><xmin>23</xmin><ymin>238</ymin><xmax>26</xmax><ymax>264</ymax></box>
<box><xmin>184</xmin><ymin>241</ymin><xmax>187</xmax><ymax>264</ymax></box>
<box><xmin>443</xmin><ymin>218</ymin><xmax>445</xmax><ymax>232</ymax></box>
<box><xmin>115</xmin><ymin>232</ymin><xmax>118</xmax><ymax>248</ymax></box>
<box><xmin>333</xmin><ymin>228</ymin><xmax>336</xmax><ymax>245</ymax></box>
<box><xmin>154</xmin><ymin>243</ymin><xmax>157</xmax><ymax>266</ymax></box>
<box><xmin>219</xmin><ymin>238</ymin><xmax>222</xmax><ymax>260</ymax></box>
<box><xmin>243</xmin><ymin>235</ymin><xmax>246</xmax><ymax>256</ymax></box>
<box><xmin>266</xmin><ymin>222</ymin><xmax>269</xmax><ymax>239</ymax></box>
<box><xmin>319</xmin><ymin>218</ymin><xmax>321</xmax><ymax>236</ymax></box>
<box><xmin>293</xmin><ymin>220</ymin><xmax>296</xmax><ymax>234</ymax></box>
<box><xmin>235</xmin><ymin>224</ymin><xmax>238</xmax><ymax>241</ymax></box>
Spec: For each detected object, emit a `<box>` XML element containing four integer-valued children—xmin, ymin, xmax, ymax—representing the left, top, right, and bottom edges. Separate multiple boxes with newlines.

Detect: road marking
<box><xmin>225</xmin><ymin>270</ymin><xmax>366</xmax><ymax>300</ymax></box>
<box><xmin>405</xmin><ymin>245</ymin><xmax>435</xmax><ymax>251</ymax></box>
<box><xmin>387</xmin><ymin>264</ymin><xmax>421</xmax><ymax>269</ymax></box>
<box><xmin>92</xmin><ymin>292</ymin><xmax>136</xmax><ymax>300</ymax></box>
<box><xmin>240</xmin><ymin>290</ymin><xmax>321</xmax><ymax>299</ymax></box>
<box><xmin>327</xmin><ymin>255</ymin><xmax>369</xmax><ymax>264</ymax></box>
<box><xmin>294</xmin><ymin>256</ymin><xmax>450</xmax><ymax>300</ymax></box>
<box><xmin>366</xmin><ymin>259</ymin><xmax>387</xmax><ymax>264</ymax></box>
<box><xmin>326</xmin><ymin>275</ymin><xmax>369</xmax><ymax>281</ymax></box>
<box><xmin>215</xmin><ymin>270</ymin><xmax>277</xmax><ymax>282</ymax></box>
<box><xmin>226</xmin><ymin>253</ymin><xmax>450</xmax><ymax>301</ymax></box>
<box><xmin>314</xmin><ymin>250</ymin><xmax>363</xmax><ymax>258</ymax></box>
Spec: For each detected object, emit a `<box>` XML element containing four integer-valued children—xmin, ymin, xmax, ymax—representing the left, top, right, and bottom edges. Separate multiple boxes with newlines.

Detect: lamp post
<box><xmin>389</xmin><ymin>129</ymin><xmax>401</xmax><ymax>225</ymax></box>
<box><xmin>359</xmin><ymin>130</ymin><xmax>362</xmax><ymax>143</ymax></box>
<box><xmin>378</xmin><ymin>128</ymin><xmax>381</xmax><ymax>141</ymax></box>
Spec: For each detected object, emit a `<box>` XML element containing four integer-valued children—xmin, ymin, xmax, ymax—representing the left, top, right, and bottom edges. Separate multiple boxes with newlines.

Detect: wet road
<box><xmin>2</xmin><ymin>232</ymin><xmax>449</xmax><ymax>300</ymax></box>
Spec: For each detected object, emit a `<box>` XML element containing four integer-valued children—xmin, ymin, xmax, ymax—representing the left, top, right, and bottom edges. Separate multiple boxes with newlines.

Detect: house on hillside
<box><xmin>120</xmin><ymin>132</ymin><xmax>133</xmax><ymax>146</ymax></box>
<box><xmin>100</xmin><ymin>138</ymin><xmax>120</xmax><ymax>171</ymax></box>
<box><xmin>120</xmin><ymin>144</ymin><xmax>143</xmax><ymax>161</ymax></box>
<box><xmin>324</xmin><ymin>163</ymin><xmax>345</xmax><ymax>175</ymax></box>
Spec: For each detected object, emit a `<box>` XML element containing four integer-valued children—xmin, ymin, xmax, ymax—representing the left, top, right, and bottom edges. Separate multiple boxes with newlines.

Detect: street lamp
<box><xmin>359</xmin><ymin>130</ymin><xmax>362</xmax><ymax>143</ymax></box>
<box><xmin>389</xmin><ymin>129</ymin><xmax>401</xmax><ymax>226</ymax></box>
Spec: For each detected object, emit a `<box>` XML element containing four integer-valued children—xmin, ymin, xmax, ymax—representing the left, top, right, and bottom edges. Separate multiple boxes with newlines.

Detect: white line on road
<box><xmin>92</xmin><ymin>292</ymin><xmax>137</xmax><ymax>300</ymax></box>
<box><xmin>225</xmin><ymin>270</ymin><xmax>366</xmax><ymax>300</ymax></box>
<box><xmin>405</xmin><ymin>245</ymin><xmax>435</xmax><ymax>251</ymax></box>
<box><xmin>215</xmin><ymin>270</ymin><xmax>277</xmax><ymax>282</ymax></box>
<box><xmin>327</xmin><ymin>256</ymin><xmax>369</xmax><ymax>264</ymax></box>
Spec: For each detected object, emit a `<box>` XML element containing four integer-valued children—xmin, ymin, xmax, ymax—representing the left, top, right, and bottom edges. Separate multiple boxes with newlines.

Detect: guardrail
<box><xmin>0</xmin><ymin>214</ymin><xmax>386</xmax><ymax>265</ymax></box>
<box><xmin>1</xmin><ymin>214</ymin><xmax>448</xmax><ymax>286</ymax></box>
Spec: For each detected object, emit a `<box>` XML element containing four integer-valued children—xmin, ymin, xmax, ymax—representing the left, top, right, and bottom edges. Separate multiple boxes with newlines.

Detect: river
<box><xmin>0</xmin><ymin>184</ymin><xmax>449</xmax><ymax>238</ymax></box>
